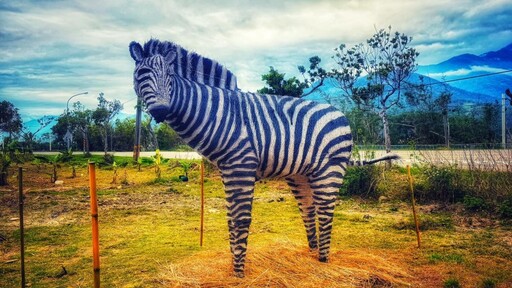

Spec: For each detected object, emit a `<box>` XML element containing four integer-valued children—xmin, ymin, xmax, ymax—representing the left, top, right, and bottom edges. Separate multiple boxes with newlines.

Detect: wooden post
<box><xmin>200</xmin><ymin>159</ymin><xmax>205</xmax><ymax>247</ymax></box>
<box><xmin>407</xmin><ymin>165</ymin><xmax>421</xmax><ymax>248</ymax></box>
<box><xmin>18</xmin><ymin>167</ymin><xmax>26</xmax><ymax>288</ymax></box>
<box><xmin>88</xmin><ymin>162</ymin><xmax>100</xmax><ymax>288</ymax></box>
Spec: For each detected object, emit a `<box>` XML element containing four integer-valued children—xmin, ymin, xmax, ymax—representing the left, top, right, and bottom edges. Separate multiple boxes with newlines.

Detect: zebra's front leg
<box><xmin>222</xmin><ymin>171</ymin><xmax>256</xmax><ymax>278</ymax></box>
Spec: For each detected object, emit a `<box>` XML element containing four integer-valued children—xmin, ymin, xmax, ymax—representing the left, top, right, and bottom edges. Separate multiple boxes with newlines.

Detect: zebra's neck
<box><xmin>164</xmin><ymin>76</ymin><xmax>244</xmax><ymax>162</ymax></box>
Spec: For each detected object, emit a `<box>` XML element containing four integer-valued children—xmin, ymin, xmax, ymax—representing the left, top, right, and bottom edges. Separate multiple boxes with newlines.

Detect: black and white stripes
<box><xmin>129</xmin><ymin>39</ymin><xmax>353</xmax><ymax>278</ymax></box>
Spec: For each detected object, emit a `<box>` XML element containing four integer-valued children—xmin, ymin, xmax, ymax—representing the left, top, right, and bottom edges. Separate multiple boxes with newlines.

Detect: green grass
<box><xmin>1</xmin><ymin>163</ymin><xmax>512</xmax><ymax>287</ymax></box>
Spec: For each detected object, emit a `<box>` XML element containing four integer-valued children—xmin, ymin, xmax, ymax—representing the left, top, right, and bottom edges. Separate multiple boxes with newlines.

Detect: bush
<box><xmin>418</xmin><ymin>166</ymin><xmax>465</xmax><ymax>203</ymax></box>
<box><xmin>443</xmin><ymin>278</ymin><xmax>461</xmax><ymax>288</ymax></box>
<box><xmin>480</xmin><ymin>278</ymin><xmax>496</xmax><ymax>288</ymax></box>
<box><xmin>498</xmin><ymin>199</ymin><xmax>512</xmax><ymax>219</ymax></box>
<box><xmin>103</xmin><ymin>153</ymin><xmax>115</xmax><ymax>165</ymax></box>
<box><xmin>463</xmin><ymin>195</ymin><xmax>487</xmax><ymax>212</ymax></box>
<box><xmin>340</xmin><ymin>165</ymin><xmax>382</xmax><ymax>199</ymax></box>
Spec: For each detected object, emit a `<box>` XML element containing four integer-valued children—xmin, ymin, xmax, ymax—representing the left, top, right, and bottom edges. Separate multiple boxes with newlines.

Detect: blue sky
<box><xmin>1</xmin><ymin>0</ymin><xmax>511</xmax><ymax>121</ymax></box>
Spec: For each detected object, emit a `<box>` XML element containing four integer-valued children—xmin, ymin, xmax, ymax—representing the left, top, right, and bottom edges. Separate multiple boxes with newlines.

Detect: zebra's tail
<box><xmin>349</xmin><ymin>153</ymin><xmax>400</xmax><ymax>166</ymax></box>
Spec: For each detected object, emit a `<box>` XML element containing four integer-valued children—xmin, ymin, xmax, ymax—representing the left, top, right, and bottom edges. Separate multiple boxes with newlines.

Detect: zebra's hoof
<box><xmin>319</xmin><ymin>256</ymin><xmax>328</xmax><ymax>263</ymax></box>
<box><xmin>234</xmin><ymin>271</ymin><xmax>245</xmax><ymax>278</ymax></box>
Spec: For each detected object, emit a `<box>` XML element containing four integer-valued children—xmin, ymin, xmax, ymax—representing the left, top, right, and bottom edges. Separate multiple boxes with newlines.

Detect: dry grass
<box><xmin>158</xmin><ymin>240</ymin><xmax>412</xmax><ymax>288</ymax></box>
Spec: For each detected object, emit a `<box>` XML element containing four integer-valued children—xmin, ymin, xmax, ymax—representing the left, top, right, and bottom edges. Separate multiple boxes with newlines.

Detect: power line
<box><xmin>421</xmin><ymin>68</ymin><xmax>512</xmax><ymax>86</ymax></box>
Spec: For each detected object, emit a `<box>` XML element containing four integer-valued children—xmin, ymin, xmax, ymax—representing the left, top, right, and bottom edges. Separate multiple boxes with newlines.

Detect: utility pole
<box><xmin>505</xmin><ymin>89</ymin><xmax>512</xmax><ymax>149</ymax></box>
<box><xmin>503</xmin><ymin>93</ymin><xmax>507</xmax><ymax>149</ymax></box>
<box><xmin>133</xmin><ymin>97</ymin><xmax>142</xmax><ymax>161</ymax></box>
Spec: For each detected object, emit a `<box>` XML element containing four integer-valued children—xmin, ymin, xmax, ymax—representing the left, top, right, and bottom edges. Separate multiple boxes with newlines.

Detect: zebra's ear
<box><xmin>129</xmin><ymin>41</ymin><xmax>144</xmax><ymax>62</ymax></box>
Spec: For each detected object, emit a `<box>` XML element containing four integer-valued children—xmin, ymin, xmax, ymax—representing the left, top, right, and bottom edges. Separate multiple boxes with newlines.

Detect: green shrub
<box><xmin>480</xmin><ymin>278</ymin><xmax>496</xmax><ymax>288</ymax></box>
<box><xmin>463</xmin><ymin>195</ymin><xmax>487</xmax><ymax>212</ymax></box>
<box><xmin>102</xmin><ymin>153</ymin><xmax>115</xmax><ymax>165</ymax></box>
<box><xmin>419</xmin><ymin>166</ymin><xmax>465</xmax><ymax>203</ymax></box>
<box><xmin>443</xmin><ymin>278</ymin><xmax>461</xmax><ymax>288</ymax></box>
<box><xmin>498</xmin><ymin>199</ymin><xmax>512</xmax><ymax>219</ymax></box>
<box><xmin>340</xmin><ymin>165</ymin><xmax>382</xmax><ymax>199</ymax></box>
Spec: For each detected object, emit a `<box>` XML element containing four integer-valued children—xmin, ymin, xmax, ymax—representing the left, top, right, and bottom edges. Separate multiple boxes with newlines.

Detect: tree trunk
<box><xmin>380</xmin><ymin>109</ymin><xmax>391</xmax><ymax>153</ymax></box>
<box><xmin>443</xmin><ymin>113</ymin><xmax>450</xmax><ymax>148</ymax></box>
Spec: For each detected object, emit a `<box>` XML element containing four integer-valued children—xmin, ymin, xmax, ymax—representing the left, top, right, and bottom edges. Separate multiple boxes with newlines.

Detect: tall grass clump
<box><xmin>340</xmin><ymin>165</ymin><xmax>383</xmax><ymax>199</ymax></box>
<box><xmin>417</xmin><ymin>148</ymin><xmax>512</xmax><ymax>218</ymax></box>
<box><xmin>416</xmin><ymin>165</ymin><xmax>465</xmax><ymax>203</ymax></box>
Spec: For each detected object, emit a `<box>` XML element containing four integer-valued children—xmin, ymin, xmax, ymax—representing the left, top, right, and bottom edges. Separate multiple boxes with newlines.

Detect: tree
<box><xmin>113</xmin><ymin>118</ymin><xmax>135</xmax><ymax>151</ymax></box>
<box><xmin>156</xmin><ymin>122</ymin><xmax>186</xmax><ymax>150</ymax></box>
<box><xmin>92</xmin><ymin>93</ymin><xmax>123</xmax><ymax>155</ymax></box>
<box><xmin>21</xmin><ymin>115</ymin><xmax>55</xmax><ymax>152</ymax></box>
<box><xmin>401</xmin><ymin>76</ymin><xmax>453</xmax><ymax>146</ymax></box>
<box><xmin>301</xmin><ymin>26</ymin><xmax>419</xmax><ymax>153</ymax></box>
<box><xmin>0</xmin><ymin>100</ymin><xmax>23</xmax><ymax>139</ymax></box>
<box><xmin>258</xmin><ymin>66</ymin><xmax>307</xmax><ymax>97</ymax></box>
<box><xmin>69</xmin><ymin>102</ymin><xmax>93</xmax><ymax>154</ymax></box>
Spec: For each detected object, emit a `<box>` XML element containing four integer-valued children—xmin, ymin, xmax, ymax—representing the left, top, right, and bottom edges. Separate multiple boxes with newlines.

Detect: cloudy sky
<box><xmin>1</xmin><ymin>0</ymin><xmax>511</xmax><ymax>121</ymax></box>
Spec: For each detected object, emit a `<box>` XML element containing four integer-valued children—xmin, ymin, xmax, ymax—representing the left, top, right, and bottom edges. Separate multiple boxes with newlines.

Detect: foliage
<box><xmin>417</xmin><ymin>165</ymin><xmax>465</xmax><ymax>203</ymax></box>
<box><xmin>257</xmin><ymin>66</ymin><xmax>307</xmax><ymax>97</ymax></box>
<box><xmin>443</xmin><ymin>278</ymin><xmax>461</xmax><ymax>288</ymax></box>
<box><xmin>498</xmin><ymin>199</ymin><xmax>512</xmax><ymax>219</ymax></box>
<box><xmin>92</xmin><ymin>92</ymin><xmax>123</xmax><ymax>155</ymax></box>
<box><xmin>481</xmin><ymin>278</ymin><xmax>497</xmax><ymax>288</ymax></box>
<box><xmin>463</xmin><ymin>195</ymin><xmax>487</xmax><ymax>212</ymax></box>
<box><xmin>0</xmin><ymin>100</ymin><xmax>23</xmax><ymax>137</ymax></box>
<box><xmin>0</xmin><ymin>151</ymin><xmax>11</xmax><ymax>185</ymax></box>
<box><xmin>156</xmin><ymin>123</ymin><xmax>186</xmax><ymax>150</ymax></box>
<box><xmin>300</xmin><ymin>26</ymin><xmax>419</xmax><ymax>152</ymax></box>
<box><xmin>339</xmin><ymin>165</ymin><xmax>382</xmax><ymax>199</ymax></box>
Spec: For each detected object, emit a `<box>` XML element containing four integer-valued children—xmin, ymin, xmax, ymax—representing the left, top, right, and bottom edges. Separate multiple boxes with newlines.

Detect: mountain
<box><xmin>306</xmin><ymin>42</ymin><xmax>512</xmax><ymax>105</ymax></box>
<box><xmin>417</xmin><ymin>43</ymin><xmax>512</xmax><ymax>101</ymax></box>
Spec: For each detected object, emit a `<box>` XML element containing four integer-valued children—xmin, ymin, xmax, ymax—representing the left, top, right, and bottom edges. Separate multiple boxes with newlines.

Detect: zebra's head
<box><xmin>129</xmin><ymin>41</ymin><xmax>175</xmax><ymax>123</ymax></box>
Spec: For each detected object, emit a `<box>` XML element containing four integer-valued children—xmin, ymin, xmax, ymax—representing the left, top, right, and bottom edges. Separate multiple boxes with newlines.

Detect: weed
<box><xmin>498</xmin><ymin>199</ymin><xmax>512</xmax><ymax>219</ymax></box>
<box><xmin>481</xmin><ymin>278</ymin><xmax>496</xmax><ymax>288</ymax></box>
<box><xmin>428</xmin><ymin>252</ymin><xmax>464</xmax><ymax>264</ymax></box>
<box><xmin>393</xmin><ymin>214</ymin><xmax>453</xmax><ymax>231</ymax></box>
<box><xmin>340</xmin><ymin>165</ymin><xmax>382</xmax><ymax>199</ymax></box>
<box><xmin>420</xmin><ymin>165</ymin><xmax>465</xmax><ymax>203</ymax></box>
<box><xmin>463</xmin><ymin>195</ymin><xmax>487</xmax><ymax>212</ymax></box>
<box><xmin>444</xmin><ymin>278</ymin><xmax>461</xmax><ymax>288</ymax></box>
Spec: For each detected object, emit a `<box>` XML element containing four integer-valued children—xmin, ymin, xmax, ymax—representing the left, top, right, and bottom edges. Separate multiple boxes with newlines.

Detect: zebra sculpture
<box><xmin>129</xmin><ymin>39</ymin><xmax>397</xmax><ymax>277</ymax></box>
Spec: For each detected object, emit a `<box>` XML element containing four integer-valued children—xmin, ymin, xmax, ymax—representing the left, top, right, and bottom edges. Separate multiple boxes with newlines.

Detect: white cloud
<box><xmin>0</xmin><ymin>0</ymin><xmax>511</xmax><ymax>119</ymax></box>
<box><xmin>427</xmin><ymin>65</ymin><xmax>508</xmax><ymax>78</ymax></box>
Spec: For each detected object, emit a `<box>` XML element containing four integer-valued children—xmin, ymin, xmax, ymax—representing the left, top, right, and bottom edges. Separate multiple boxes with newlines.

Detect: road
<box><xmin>34</xmin><ymin>149</ymin><xmax>511</xmax><ymax>171</ymax></box>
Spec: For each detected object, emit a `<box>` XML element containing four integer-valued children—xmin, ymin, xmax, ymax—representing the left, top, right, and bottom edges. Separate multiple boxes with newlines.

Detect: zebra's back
<box><xmin>237</xmin><ymin>92</ymin><xmax>352</xmax><ymax>180</ymax></box>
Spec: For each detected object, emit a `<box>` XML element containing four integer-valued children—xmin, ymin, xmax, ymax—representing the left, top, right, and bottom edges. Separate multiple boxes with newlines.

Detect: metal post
<box><xmin>407</xmin><ymin>165</ymin><xmax>421</xmax><ymax>248</ymax></box>
<box><xmin>133</xmin><ymin>97</ymin><xmax>142</xmax><ymax>161</ymax></box>
<box><xmin>503</xmin><ymin>93</ymin><xmax>507</xmax><ymax>149</ymax></box>
<box><xmin>88</xmin><ymin>162</ymin><xmax>100</xmax><ymax>288</ymax></box>
<box><xmin>18</xmin><ymin>167</ymin><xmax>26</xmax><ymax>288</ymax></box>
<box><xmin>200</xmin><ymin>159</ymin><xmax>205</xmax><ymax>247</ymax></box>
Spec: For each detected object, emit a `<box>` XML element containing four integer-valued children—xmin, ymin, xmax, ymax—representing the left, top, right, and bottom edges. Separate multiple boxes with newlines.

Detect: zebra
<box><xmin>129</xmin><ymin>39</ymin><xmax>398</xmax><ymax>277</ymax></box>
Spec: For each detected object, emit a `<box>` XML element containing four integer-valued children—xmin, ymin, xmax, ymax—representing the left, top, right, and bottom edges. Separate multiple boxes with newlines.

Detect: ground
<box><xmin>1</xmin><ymin>159</ymin><xmax>511</xmax><ymax>287</ymax></box>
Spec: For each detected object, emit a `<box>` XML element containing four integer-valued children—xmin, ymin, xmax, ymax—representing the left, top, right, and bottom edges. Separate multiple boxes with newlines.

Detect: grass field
<box><xmin>1</xmin><ymin>157</ymin><xmax>511</xmax><ymax>287</ymax></box>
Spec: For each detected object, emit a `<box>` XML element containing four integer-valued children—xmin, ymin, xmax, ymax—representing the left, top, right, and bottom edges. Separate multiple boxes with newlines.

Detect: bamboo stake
<box><xmin>18</xmin><ymin>167</ymin><xmax>26</xmax><ymax>288</ymax></box>
<box><xmin>200</xmin><ymin>159</ymin><xmax>205</xmax><ymax>247</ymax></box>
<box><xmin>88</xmin><ymin>162</ymin><xmax>100</xmax><ymax>288</ymax></box>
<box><xmin>407</xmin><ymin>165</ymin><xmax>421</xmax><ymax>248</ymax></box>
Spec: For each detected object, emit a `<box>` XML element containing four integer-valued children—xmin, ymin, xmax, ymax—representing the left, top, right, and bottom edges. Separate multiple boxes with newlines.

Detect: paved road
<box><xmin>34</xmin><ymin>149</ymin><xmax>511</xmax><ymax>170</ymax></box>
<box><xmin>34</xmin><ymin>151</ymin><xmax>202</xmax><ymax>160</ymax></box>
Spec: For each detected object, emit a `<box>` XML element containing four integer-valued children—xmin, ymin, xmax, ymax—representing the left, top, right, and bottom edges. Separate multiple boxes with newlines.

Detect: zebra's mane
<box><xmin>140</xmin><ymin>39</ymin><xmax>238</xmax><ymax>91</ymax></box>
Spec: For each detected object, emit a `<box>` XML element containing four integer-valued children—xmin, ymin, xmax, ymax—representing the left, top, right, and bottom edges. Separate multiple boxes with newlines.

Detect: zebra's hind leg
<box><xmin>286</xmin><ymin>174</ymin><xmax>317</xmax><ymax>251</ymax></box>
<box><xmin>309</xmin><ymin>165</ymin><xmax>345</xmax><ymax>263</ymax></box>
<box><xmin>222</xmin><ymin>170</ymin><xmax>256</xmax><ymax>278</ymax></box>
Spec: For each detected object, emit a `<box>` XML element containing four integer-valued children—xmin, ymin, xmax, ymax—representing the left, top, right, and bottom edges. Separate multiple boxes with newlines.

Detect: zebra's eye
<box><xmin>137</xmin><ymin>67</ymin><xmax>152</xmax><ymax>76</ymax></box>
